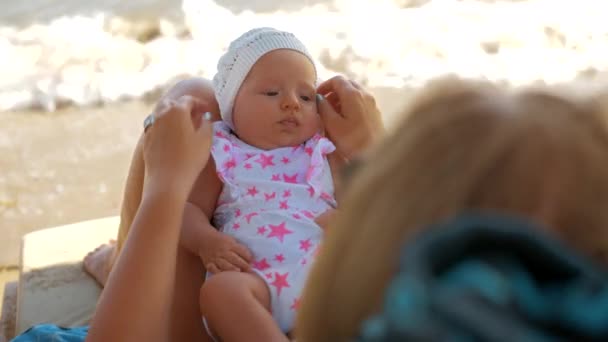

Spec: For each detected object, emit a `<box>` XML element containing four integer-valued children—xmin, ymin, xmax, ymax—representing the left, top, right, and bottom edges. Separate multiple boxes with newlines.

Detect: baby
<box><xmin>193</xmin><ymin>28</ymin><xmax>342</xmax><ymax>341</ymax></box>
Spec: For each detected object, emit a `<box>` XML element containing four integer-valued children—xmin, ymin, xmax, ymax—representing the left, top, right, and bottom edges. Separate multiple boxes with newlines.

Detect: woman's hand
<box><xmin>316</xmin><ymin>76</ymin><xmax>385</xmax><ymax>160</ymax></box>
<box><xmin>143</xmin><ymin>95</ymin><xmax>213</xmax><ymax>199</ymax></box>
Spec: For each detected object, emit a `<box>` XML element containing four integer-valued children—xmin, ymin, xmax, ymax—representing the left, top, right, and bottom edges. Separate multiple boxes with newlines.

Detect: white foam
<box><xmin>1</xmin><ymin>0</ymin><xmax>607</xmax><ymax>111</ymax></box>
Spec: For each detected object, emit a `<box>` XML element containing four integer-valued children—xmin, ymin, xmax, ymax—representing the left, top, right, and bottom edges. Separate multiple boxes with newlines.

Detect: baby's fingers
<box><xmin>206</xmin><ymin>262</ymin><xmax>220</xmax><ymax>274</ymax></box>
<box><xmin>226</xmin><ymin>252</ymin><xmax>251</xmax><ymax>272</ymax></box>
<box><xmin>216</xmin><ymin>259</ymin><xmax>240</xmax><ymax>272</ymax></box>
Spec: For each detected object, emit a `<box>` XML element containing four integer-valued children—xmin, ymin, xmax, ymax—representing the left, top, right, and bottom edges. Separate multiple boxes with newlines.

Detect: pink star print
<box><xmin>265</xmin><ymin>192</ymin><xmax>276</xmax><ymax>202</ymax></box>
<box><xmin>255</xmin><ymin>154</ymin><xmax>275</xmax><ymax>169</ymax></box>
<box><xmin>274</xmin><ymin>254</ymin><xmax>285</xmax><ymax>263</ymax></box>
<box><xmin>283</xmin><ymin>173</ymin><xmax>298</xmax><ymax>183</ymax></box>
<box><xmin>305</xmin><ymin>147</ymin><xmax>313</xmax><ymax>156</ymax></box>
<box><xmin>267</xmin><ymin>222</ymin><xmax>293</xmax><ymax>243</ymax></box>
<box><xmin>247</xmin><ymin>186</ymin><xmax>259</xmax><ymax>197</ymax></box>
<box><xmin>232</xmin><ymin>223</ymin><xmax>240</xmax><ymax>230</ymax></box>
<box><xmin>290</xmin><ymin>298</ymin><xmax>301</xmax><ymax>310</ymax></box>
<box><xmin>292</xmin><ymin>213</ymin><xmax>302</xmax><ymax>220</ymax></box>
<box><xmin>253</xmin><ymin>258</ymin><xmax>271</xmax><ymax>271</ymax></box>
<box><xmin>257</xmin><ymin>226</ymin><xmax>267</xmax><ymax>235</ymax></box>
<box><xmin>245</xmin><ymin>212</ymin><xmax>258</xmax><ymax>224</ymax></box>
<box><xmin>321</xmin><ymin>192</ymin><xmax>333</xmax><ymax>201</ymax></box>
<box><xmin>235</xmin><ymin>209</ymin><xmax>241</xmax><ymax>217</ymax></box>
<box><xmin>245</xmin><ymin>153</ymin><xmax>255</xmax><ymax>159</ymax></box>
<box><xmin>271</xmin><ymin>272</ymin><xmax>290</xmax><ymax>296</ymax></box>
<box><xmin>279</xmin><ymin>200</ymin><xmax>289</xmax><ymax>210</ymax></box>
<box><xmin>223</xmin><ymin>158</ymin><xmax>236</xmax><ymax>170</ymax></box>
<box><xmin>271</xmin><ymin>174</ymin><xmax>281</xmax><ymax>181</ymax></box>
<box><xmin>307</xmin><ymin>186</ymin><xmax>315</xmax><ymax>197</ymax></box>
<box><xmin>302</xmin><ymin>210</ymin><xmax>315</xmax><ymax>219</ymax></box>
<box><xmin>299</xmin><ymin>238</ymin><xmax>313</xmax><ymax>252</ymax></box>
<box><xmin>223</xmin><ymin>144</ymin><xmax>230</xmax><ymax>152</ymax></box>
<box><xmin>283</xmin><ymin>190</ymin><xmax>292</xmax><ymax>198</ymax></box>
<box><xmin>265</xmin><ymin>273</ymin><xmax>273</xmax><ymax>279</ymax></box>
<box><xmin>281</xmin><ymin>157</ymin><xmax>290</xmax><ymax>164</ymax></box>
<box><xmin>244</xmin><ymin>163</ymin><xmax>252</xmax><ymax>170</ymax></box>
<box><xmin>215</xmin><ymin>131</ymin><xmax>226</xmax><ymax>138</ymax></box>
<box><xmin>301</xmin><ymin>258</ymin><xmax>308</xmax><ymax>265</ymax></box>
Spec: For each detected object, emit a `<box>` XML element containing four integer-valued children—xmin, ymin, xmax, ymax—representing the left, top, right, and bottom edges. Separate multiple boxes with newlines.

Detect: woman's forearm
<box><xmin>86</xmin><ymin>189</ymin><xmax>187</xmax><ymax>342</ymax></box>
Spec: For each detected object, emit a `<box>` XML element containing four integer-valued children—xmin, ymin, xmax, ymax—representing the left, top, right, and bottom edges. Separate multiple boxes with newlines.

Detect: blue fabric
<box><xmin>11</xmin><ymin>324</ymin><xmax>87</xmax><ymax>342</ymax></box>
<box><xmin>357</xmin><ymin>213</ymin><xmax>608</xmax><ymax>342</ymax></box>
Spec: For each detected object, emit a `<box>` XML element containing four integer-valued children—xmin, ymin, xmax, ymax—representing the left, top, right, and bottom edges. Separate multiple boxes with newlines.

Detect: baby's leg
<box><xmin>200</xmin><ymin>272</ymin><xmax>289</xmax><ymax>342</ymax></box>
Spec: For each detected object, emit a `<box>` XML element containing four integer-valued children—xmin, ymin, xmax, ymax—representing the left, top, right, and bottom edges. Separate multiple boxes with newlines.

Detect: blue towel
<box><xmin>358</xmin><ymin>213</ymin><xmax>608</xmax><ymax>342</ymax></box>
<box><xmin>11</xmin><ymin>324</ymin><xmax>87</xmax><ymax>342</ymax></box>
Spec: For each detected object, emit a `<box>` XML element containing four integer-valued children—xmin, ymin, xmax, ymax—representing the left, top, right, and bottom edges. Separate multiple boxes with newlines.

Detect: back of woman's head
<box><xmin>297</xmin><ymin>77</ymin><xmax>608</xmax><ymax>341</ymax></box>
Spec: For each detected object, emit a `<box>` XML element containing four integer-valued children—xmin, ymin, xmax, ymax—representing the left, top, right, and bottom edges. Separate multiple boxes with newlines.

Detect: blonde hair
<box><xmin>297</xmin><ymin>77</ymin><xmax>608</xmax><ymax>342</ymax></box>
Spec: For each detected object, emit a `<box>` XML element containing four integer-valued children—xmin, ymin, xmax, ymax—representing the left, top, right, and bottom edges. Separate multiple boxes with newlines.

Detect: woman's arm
<box><xmin>86</xmin><ymin>96</ymin><xmax>213</xmax><ymax>342</ymax></box>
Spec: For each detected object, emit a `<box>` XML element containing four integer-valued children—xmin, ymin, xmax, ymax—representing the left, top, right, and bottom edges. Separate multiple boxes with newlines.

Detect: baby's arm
<box><xmin>180</xmin><ymin>158</ymin><xmax>252</xmax><ymax>272</ymax></box>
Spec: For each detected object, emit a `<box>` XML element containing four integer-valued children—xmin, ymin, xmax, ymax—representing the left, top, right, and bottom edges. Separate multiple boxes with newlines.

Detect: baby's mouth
<box><xmin>279</xmin><ymin>118</ymin><xmax>299</xmax><ymax>127</ymax></box>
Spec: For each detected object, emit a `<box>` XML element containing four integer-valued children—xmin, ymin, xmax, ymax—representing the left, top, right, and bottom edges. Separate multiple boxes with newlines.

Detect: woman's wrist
<box><xmin>142</xmin><ymin>177</ymin><xmax>191</xmax><ymax>207</ymax></box>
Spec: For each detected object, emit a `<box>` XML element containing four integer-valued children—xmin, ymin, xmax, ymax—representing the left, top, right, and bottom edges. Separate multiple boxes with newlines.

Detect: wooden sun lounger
<box><xmin>0</xmin><ymin>217</ymin><xmax>118</xmax><ymax>340</ymax></box>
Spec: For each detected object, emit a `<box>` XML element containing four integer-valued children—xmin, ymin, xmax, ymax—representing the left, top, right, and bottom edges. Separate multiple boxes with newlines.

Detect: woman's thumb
<box><xmin>195</xmin><ymin>112</ymin><xmax>213</xmax><ymax>136</ymax></box>
<box><xmin>317</xmin><ymin>94</ymin><xmax>340</xmax><ymax>126</ymax></box>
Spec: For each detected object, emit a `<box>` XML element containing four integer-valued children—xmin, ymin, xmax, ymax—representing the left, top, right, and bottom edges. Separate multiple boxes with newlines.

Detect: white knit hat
<box><xmin>213</xmin><ymin>27</ymin><xmax>316</xmax><ymax>129</ymax></box>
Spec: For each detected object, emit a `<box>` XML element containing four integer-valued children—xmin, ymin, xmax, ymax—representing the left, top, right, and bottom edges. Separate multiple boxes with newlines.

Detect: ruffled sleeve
<box><xmin>211</xmin><ymin>121</ymin><xmax>237</xmax><ymax>184</ymax></box>
<box><xmin>304</xmin><ymin>134</ymin><xmax>336</xmax><ymax>200</ymax></box>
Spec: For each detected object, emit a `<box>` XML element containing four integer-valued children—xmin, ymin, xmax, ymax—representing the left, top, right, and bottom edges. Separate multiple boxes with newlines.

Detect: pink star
<box><xmin>305</xmin><ymin>147</ymin><xmax>313</xmax><ymax>156</ymax></box>
<box><xmin>247</xmin><ymin>186</ymin><xmax>259</xmax><ymax>197</ymax></box>
<box><xmin>264</xmin><ymin>192</ymin><xmax>276</xmax><ymax>202</ymax></box>
<box><xmin>244</xmin><ymin>163</ymin><xmax>252</xmax><ymax>169</ymax></box>
<box><xmin>245</xmin><ymin>153</ymin><xmax>256</xmax><ymax>159</ymax></box>
<box><xmin>223</xmin><ymin>158</ymin><xmax>236</xmax><ymax>170</ymax></box>
<box><xmin>279</xmin><ymin>200</ymin><xmax>289</xmax><ymax>210</ymax></box>
<box><xmin>215</xmin><ymin>131</ymin><xmax>226</xmax><ymax>138</ymax></box>
<box><xmin>265</xmin><ymin>273</ymin><xmax>273</xmax><ymax>279</ymax></box>
<box><xmin>283</xmin><ymin>173</ymin><xmax>298</xmax><ymax>183</ymax></box>
<box><xmin>270</xmin><ymin>272</ymin><xmax>290</xmax><ymax>297</ymax></box>
<box><xmin>253</xmin><ymin>258</ymin><xmax>271</xmax><ymax>271</ymax></box>
<box><xmin>274</xmin><ymin>254</ymin><xmax>285</xmax><ymax>263</ymax></box>
<box><xmin>245</xmin><ymin>212</ymin><xmax>258</xmax><ymax>224</ymax></box>
<box><xmin>257</xmin><ymin>226</ymin><xmax>267</xmax><ymax>235</ymax></box>
<box><xmin>292</xmin><ymin>213</ymin><xmax>302</xmax><ymax>220</ymax></box>
<box><xmin>267</xmin><ymin>222</ymin><xmax>293</xmax><ymax>243</ymax></box>
<box><xmin>281</xmin><ymin>157</ymin><xmax>290</xmax><ymax>164</ymax></box>
<box><xmin>301</xmin><ymin>258</ymin><xmax>308</xmax><ymax>265</ymax></box>
<box><xmin>235</xmin><ymin>209</ymin><xmax>241</xmax><ymax>217</ymax></box>
<box><xmin>271</xmin><ymin>174</ymin><xmax>281</xmax><ymax>181</ymax></box>
<box><xmin>255</xmin><ymin>154</ymin><xmax>275</xmax><ymax>169</ymax></box>
<box><xmin>290</xmin><ymin>297</ymin><xmax>301</xmax><ymax>310</ymax></box>
<box><xmin>302</xmin><ymin>210</ymin><xmax>315</xmax><ymax>219</ymax></box>
<box><xmin>307</xmin><ymin>186</ymin><xmax>315</xmax><ymax>197</ymax></box>
<box><xmin>283</xmin><ymin>190</ymin><xmax>292</xmax><ymax>198</ymax></box>
<box><xmin>321</xmin><ymin>192</ymin><xmax>333</xmax><ymax>201</ymax></box>
<box><xmin>299</xmin><ymin>238</ymin><xmax>313</xmax><ymax>252</ymax></box>
<box><xmin>232</xmin><ymin>223</ymin><xmax>240</xmax><ymax>230</ymax></box>
<box><xmin>306</xmin><ymin>165</ymin><xmax>317</xmax><ymax>180</ymax></box>
<box><xmin>223</xmin><ymin>144</ymin><xmax>230</xmax><ymax>152</ymax></box>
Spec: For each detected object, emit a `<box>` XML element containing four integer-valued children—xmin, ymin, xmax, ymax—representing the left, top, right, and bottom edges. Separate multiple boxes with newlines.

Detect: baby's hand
<box><xmin>199</xmin><ymin>232</ymin><xmax>252</xmax><ymax>274</ymax></box>
<box><xmin>315</xmin><ymin>209</ymin><xmax>337</xmax><ymax>231</ymax></box>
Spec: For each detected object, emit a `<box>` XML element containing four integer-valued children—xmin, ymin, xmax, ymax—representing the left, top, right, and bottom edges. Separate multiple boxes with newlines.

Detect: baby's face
<box><xmin>231</xmin><ymin>49</ymin><xmax>320</xmax><ymax>150</ymax></box>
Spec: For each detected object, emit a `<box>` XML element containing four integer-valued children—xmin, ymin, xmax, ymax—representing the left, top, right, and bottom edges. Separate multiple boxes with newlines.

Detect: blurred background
<box><xmin>1</xmin><ymin>0</ymin><xmax>607</xmax><ymax>270</ymax></box>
